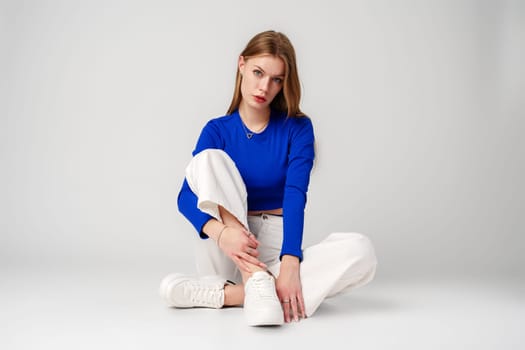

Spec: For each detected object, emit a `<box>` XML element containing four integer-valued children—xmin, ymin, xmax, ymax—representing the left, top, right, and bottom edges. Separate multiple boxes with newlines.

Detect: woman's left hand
<box><xmin>275</xmin><ymin>255</ymin><xmax>306</xmax><ymax>322</ymax></box>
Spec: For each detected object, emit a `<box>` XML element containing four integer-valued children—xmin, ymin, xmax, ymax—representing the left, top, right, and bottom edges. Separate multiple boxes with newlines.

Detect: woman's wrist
<box><xmin>280</xmin><ymin>254</ymin><xmax>300</xmax><ymax>269</ymax></box>
<box><xmin>202</xmin><ymin>219</ymin><xmax>227</xmax><ymax>243</ymax></box>
<box><xmin>216</xmin><ymin>225</ymin><xmax>228</xmax><ymax>247</ymax></box>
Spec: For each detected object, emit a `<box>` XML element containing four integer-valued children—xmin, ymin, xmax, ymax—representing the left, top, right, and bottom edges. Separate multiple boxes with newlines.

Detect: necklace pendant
<box><xmin>246</xmin><ymin>133</ymin><xmax>253</xmax><ymax>139</ymax></box>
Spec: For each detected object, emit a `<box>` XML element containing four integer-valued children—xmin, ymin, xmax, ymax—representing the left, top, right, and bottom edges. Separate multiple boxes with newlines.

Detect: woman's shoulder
<box><xmin>193</xmin><ymin>113</ymin><xmax>238</xmax><ymax>151</ymax></box>
<box><xmin>280</xmin><ymin>113</ymin><xmax>314</xmax><ymax>134</ymax></box>
<box><xmin>204</xmin><ymin>112</ymin><xmax>238</xmax><ymax>129</ymax></box>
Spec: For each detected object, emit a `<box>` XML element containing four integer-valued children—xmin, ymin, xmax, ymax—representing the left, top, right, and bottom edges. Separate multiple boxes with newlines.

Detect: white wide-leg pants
<box><xmin>186</xmin><ymin>149</ymin><xmax>378</xmax><ymax>317</ymax></box>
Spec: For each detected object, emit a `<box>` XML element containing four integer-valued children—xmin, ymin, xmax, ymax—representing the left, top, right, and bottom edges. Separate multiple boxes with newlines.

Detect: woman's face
<box><xmin>238</xmin><ymin>54</ymin><xmax>285</xmax><ymax>111</ymax></box>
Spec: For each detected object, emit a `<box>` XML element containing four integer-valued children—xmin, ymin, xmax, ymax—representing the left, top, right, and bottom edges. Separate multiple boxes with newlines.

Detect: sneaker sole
<box><xmin>245</xmin><ymin>307</ymin><xmax>284</xmax><ymax>326</ymax></box>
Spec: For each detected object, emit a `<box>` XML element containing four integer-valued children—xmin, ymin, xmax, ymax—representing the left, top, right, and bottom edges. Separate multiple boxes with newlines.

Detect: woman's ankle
<box><xmin>241</xmin><ymin>266</ymin><xmax>267</xmax><ymax>284</ymax></box>
<box><xmin>224</xmin><ymin>284</ymin><xmax>244</xmax><ymax>306</ymax></box>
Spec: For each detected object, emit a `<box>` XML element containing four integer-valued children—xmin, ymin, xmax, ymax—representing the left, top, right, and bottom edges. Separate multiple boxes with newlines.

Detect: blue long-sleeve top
<box><xmin>177</xmin><ymin>109</ymin><xmax>315</xmax><ymax>261</ymax></box>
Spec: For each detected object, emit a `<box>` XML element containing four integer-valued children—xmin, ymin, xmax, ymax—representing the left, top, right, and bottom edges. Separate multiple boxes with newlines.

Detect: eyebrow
<box><xmin>254</xmin><ymin>65</ymin><xmax>284</xmax><ymax>78</ymax></box>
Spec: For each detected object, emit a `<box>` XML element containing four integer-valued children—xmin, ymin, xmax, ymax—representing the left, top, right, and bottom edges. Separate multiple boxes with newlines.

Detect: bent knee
<box><xmin>194</xmin><ymin>148</ymin><xmax>230</xmax><ymax>161</ymax></box>
<box><xmin>188</xmin><ymin>149</ymin><xmax>238</xmax><ymax>176</ymax></box>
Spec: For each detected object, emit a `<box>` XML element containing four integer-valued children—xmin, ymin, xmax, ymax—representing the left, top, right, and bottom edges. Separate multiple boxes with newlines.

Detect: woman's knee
<box><xmin>192</xmin><ymin>149</ymin><xmax>231</xmax><ymax>165</ymax></box>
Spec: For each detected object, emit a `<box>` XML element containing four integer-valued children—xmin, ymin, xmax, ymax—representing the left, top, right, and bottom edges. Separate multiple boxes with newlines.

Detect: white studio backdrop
<box><xmin>1</xmin><ymin>0</ymin><xmax>524</xmax><ymax>281</ymax></box>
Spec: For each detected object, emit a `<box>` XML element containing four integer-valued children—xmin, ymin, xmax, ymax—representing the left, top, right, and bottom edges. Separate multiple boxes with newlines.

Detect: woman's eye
<box><xmin>273</xmin><ymin>77</ymin><xmax>283</xmax><ymax>84</ymax></box>
<box><xmin>253</xmin><ymin>70</ymin><xmax>263</xmax><ymax>77</ymax></box>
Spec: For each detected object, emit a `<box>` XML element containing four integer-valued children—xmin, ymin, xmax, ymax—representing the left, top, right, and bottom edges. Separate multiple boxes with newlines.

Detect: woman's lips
<box><xmin>254</xmin><ymin>95</ymin><xmax>267</xmax><ymax>103</ymax></box>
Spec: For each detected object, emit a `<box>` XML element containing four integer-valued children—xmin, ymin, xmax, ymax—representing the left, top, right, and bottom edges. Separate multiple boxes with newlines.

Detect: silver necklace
<box><xmin>240</xmin><ymin>118</ymin><xmax>269</xmax><ymax>139</ymax></box>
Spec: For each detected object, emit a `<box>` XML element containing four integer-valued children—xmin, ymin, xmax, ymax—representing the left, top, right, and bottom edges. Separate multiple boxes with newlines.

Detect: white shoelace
<box><xmin>251</xmin><ymin>274</ymin><xmax>276</xmax><ymax>300</ymax></box>
<box><xmin>184</xmin><ymin>281</ymin><xmax>222</xmax><ymax>307</ymax></box>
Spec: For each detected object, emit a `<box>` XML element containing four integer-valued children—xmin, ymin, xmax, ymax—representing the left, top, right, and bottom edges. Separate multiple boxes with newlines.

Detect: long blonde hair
<box><xmin>227</xmin><ymin>30</ymin><xmax>304</xmax><ymax>117</ymax></box>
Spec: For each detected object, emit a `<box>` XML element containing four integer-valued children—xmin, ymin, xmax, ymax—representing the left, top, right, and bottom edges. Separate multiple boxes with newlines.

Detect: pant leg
<box><xmin>185</xmin><ymin>149</ymin><xmax>249</xmax><ymax>283</ymax></box>
<box><xmin>268</xmin><ymin>232</ymin><xmax>377</xmax><ymax>317</ymax></box>
<box><xmin>185</xmin><ymin>149</ymin><xmax>378</xmax><ymax>315</ymax></box>
<box><xmin>196</xmin><ymin>214</ymin><xmax>282</xmax><ymax>284</ymax></box>
<box><xmin>247</xmin><ymin>214</ymin><xmax>283</xmax><ymax>269</ymax></box>
<box><xmin>193</xmin><ymin>234</ymin><xmax>242</xmax><ymax>284</ymax></box>
<box><xmin>185</xmin><ymin>149</ymin><xmax>249</xmax><ymax>228</ymax></box>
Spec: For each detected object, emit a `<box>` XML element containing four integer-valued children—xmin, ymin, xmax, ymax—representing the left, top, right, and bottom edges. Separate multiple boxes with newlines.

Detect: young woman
<box><xmin>159</xmin><ymin>30</ymin><xmax>377</xmax><ymax>326</ymax></box>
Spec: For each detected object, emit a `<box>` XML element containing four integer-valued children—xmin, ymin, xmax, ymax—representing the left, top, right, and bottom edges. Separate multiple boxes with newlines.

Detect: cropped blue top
<box><xmin>177</xmin><ymin>109</ymin><xmax>315</xmax><ymax>260</ymax></box>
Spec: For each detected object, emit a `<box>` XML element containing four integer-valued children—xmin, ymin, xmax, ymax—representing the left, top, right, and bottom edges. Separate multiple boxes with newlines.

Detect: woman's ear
<box><xmin>238</xmin><ymin>56</ymin><xmax>246</xmax><ymax>75</ymax></box>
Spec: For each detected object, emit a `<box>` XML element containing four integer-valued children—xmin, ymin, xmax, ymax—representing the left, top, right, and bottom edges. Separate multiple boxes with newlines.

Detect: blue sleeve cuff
<box><xmin>177</xmin><ymin>179</ymin><xmax>214</xmax><ymax>239</ymax></box>
<box><xmin>279</xmin><ymin>249</ymin><xmax>303</xmax><ymax>262</ymax></box>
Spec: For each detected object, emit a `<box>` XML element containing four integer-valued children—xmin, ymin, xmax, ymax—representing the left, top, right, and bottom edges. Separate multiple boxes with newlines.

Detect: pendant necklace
<box><xmin>240</xmin><ymin>116</ymin><xmax>269</xmax><ymax>139</ymax></box>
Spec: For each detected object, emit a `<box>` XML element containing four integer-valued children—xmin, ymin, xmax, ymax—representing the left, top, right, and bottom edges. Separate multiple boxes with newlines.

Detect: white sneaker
<box><xmin>244</xmin><ymin>271</ymin><xmax>284</xmax><ymax>326</ymax></box>
<box><xmin>159</xmin><ymin>273</ymin><xmax>227</xmax><ymax>309</ymax></box>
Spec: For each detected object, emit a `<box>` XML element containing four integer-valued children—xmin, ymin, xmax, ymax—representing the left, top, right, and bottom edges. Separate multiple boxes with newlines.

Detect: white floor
<box><xmin>1</xmin><ymin>262</ymin><xmax>524</xmax><ymax>350</ymax></box>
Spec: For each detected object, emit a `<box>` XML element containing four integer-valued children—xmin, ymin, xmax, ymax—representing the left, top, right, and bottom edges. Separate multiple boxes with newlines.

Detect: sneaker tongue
<box><xmin>252</xmin><ymin>273</ymin><xmax>275</xmax><ymax>298</ymax></box>
<box><xmin>253</xmin><ymin>271</ymin><xmax>270</xmax><ymax>280</ymax></box>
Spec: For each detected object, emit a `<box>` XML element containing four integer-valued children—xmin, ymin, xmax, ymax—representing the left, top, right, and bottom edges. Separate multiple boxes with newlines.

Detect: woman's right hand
<box><xmin>218</xmin><ymin>226</ymin><xmax>267</xmax><ymax>272</ymax></box>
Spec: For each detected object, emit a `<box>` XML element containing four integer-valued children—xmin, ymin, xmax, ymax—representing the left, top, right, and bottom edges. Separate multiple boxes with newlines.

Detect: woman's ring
<box><xmin>282</xmin><ymin>300</ymin><xmax>290</xmax><ymax>303</ymax></box>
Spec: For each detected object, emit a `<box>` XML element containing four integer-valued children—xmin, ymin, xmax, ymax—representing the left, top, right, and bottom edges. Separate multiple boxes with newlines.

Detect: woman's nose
<box><xmin>259</xmin><ymin>77</ymin><xmax>270</xmax><ymax>92</ymax></box>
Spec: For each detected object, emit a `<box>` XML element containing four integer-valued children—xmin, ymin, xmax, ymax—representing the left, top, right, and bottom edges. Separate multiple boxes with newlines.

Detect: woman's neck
<box><xmin>238</xmin><ymin>101</ymin><xmax>270</xmax><ymax>129</ymax></box>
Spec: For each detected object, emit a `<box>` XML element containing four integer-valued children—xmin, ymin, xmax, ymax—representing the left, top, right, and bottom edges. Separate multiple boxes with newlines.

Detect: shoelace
<box><xmin>251</xmin><ymin>275</ymin><xmax>276</xmax><ymax>300</ymax></box>
<box><xmin>185</xmin><ymin>281</ymin><xmax>222</xmax><ymax>307</ymax></box>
